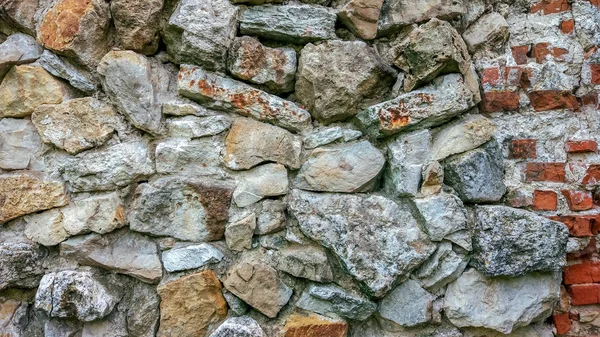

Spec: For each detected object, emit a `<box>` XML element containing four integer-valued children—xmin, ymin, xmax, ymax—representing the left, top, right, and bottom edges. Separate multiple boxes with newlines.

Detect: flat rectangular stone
<box><xmin>178</xmin><ymin>65</ymin><xmax>311</xmax><ymax>132</ymax></box>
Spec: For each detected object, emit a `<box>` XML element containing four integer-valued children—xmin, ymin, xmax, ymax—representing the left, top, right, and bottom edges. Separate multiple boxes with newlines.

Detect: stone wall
<box><xmin>0</xmin><ymin>0</ymin><xmax>598</xmax><ymax>336</ymax></box>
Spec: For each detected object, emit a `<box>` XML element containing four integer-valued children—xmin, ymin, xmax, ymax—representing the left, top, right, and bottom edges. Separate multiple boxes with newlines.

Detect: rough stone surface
<box><xmin>35</xmin><ymin>271</ymin><xmax>121</xmax><ymax>322</ymax></box>
<box><xmin>384</xmin><ymin>129</ymin><xmax>431</xmax><ymax>197</ymax></box>
<box><xmin>256</xmin><ymin>200</ymin><xmax>287</xmax><ymax>235</ymax></box>
<box><xmin>0</xmin><ymin>171</ymin><xmax>69</xmax><ymax>224</ymax></box>
<box><xmin>178</xmin><ymin>65</ymin><xmax>311</xmax><ymax>132</ymax></box>
<box><xmin>0</xmin><ymin>299</ymin><xmax>28</xmax><ymax>336</ymax></box>
<box><xmin>296</xmin><ymin>282</ymin><xmax>377</xmax><ymax>321</ymax></box>
<box><xmin>32</xmin><ymin>97</ymin><xmax>118</xmax><ymax>154</ymax></box>
<box><xmin>471</xmin><ymin>206</ymin><xmax>569</xmax><ymax>277</ymax></box>
<box><xmin>165</xmin><ymin>115</ymin><xmax>231</xmax><ymax>138</ymax></box>
<box><xmin>378</xmin><ymin>0</ymin><xmax>466</xmax><ymax>35</ymax></box>
<box><xmin>223</xmin><ymin>252</ymin><xmax>293</xmax><ymax>318</ymax></box>
<box><xmin>129</xmin><ymin>177</ymin><xmax>233</xmax><ymax>242</ymax></box>
<box><xmin>296</xmin><ymin>40</ymin><xmax>396</xmax><ymax>124</ymax></box>
<box><xmin>60</xmin><ymin>229</ymin><xmax>163</xmax><ymax>283</ymax></box>
<box><xmin>222</xmin><ymin>118</ymin><xmax>303</xmax><ymax>170</ymax></box>
<box><xmin>157</xmin><ymin>270</ymin><xmax>227</xmax><ymax>337</ymax></box>
<box><xmin>225</xmin><ymin>213</ymin><xmax>256</xmax><ymax>252</ymax></box>
<box><xmin>0</xmin><ymin>242</ymin><xmax>47</xmax><ymax>290</ymax></box>
<box><xmin>163</xmin><ymin>0</ymin><xmax>239</xmax><ymax>72</ymax></box>
<box><xmin>275</xmin><ymin>243</ymin><xmax>333</xmax><ymax>282</ymax></box>
<box><xmin>294</xmin><ymin>141</ymin><xmax>385</xmax><ymax>193</ymax></box>
<box><xmin>355</xmin><ymin>74</ymin><xmax>475</xmax><ymax>138</ymax></box>
<box><xmin>155</xmin><ymin>137</ymin><xmax>225</xmax><ymax>176</ymax></box>
<box><xmin>413</xmin><ymin>193</ymin><xmax>469</xmax><ymax>242</ymax></box>
<box><xmin>38</xmin><ymin>50</ymin><xmax>97</xmax><ymax>92</ymax></box>
<box><xmin>210</xmin><ymin>316</ymin><xmax>266</xmax><ymax>337</ymax></box>
<box><xmin>0</xmin><ymin>32</ymin><xmax>42</xmax><ymax>77</ymax></box>
<box><xmin>462</xmin><ymin>12</ymin><xmax>510</xmax><ymax>53</ymax></box>
<box><xmin>443</xmin><ymin>140</ymin><xmax>506</xmax><ymax>203</ymax></box>
<box><xmin>228</xmin><ymin>36</ymin><xmax>297</xmax><ymax>94</ymax></box>
<box><xmin>414</xmin><ymin>241</ymin><xmax>469</xmax><ymax>292</ymax></box>
<box><xmin>239</xmin><ymin>5</ymin><xmax>337</xmax><ymax>44</ymax></box>
<box><xmin>233</xmin><ymin>163</ymin><xmax>288</xmax><ymax>207</ymax></box>
<box><xmin>110</xmin><ymin>0</ymin><xmax>163</xmax><ymax>55</ymax></box>
<box><xmin>338</xmin><ymin>0</ymin><xmax>384</xmax><ymax>40</ymax></box>
<box><xmin>378</xmin><ymin>279</ymin><xmax>435</xmax><ymax>327</ymax></box>
<box><xmin>303</xmin><ymin>127</ymin><xmax>362</xmax><ymax>149</ymax></box>
<box><xmin>430</xmin><ymin>114</ymin><xmax>496</xmax><ymax>161</ymax></box>
<box><xmin>162</xmin><ymin>243</ymin><xmax>224</xmax><ymax>273</ymax></box>
<box><xmin>57</xmin><ymin>141</ymin><xmax>155</xmax><ymax>192</ymax></box>
<box><xmin>444</xmin><ymin>269</ymin><xmax>561</xmax><ymax>334</ymax></box>
<box><xmin>0</xmin><ymin>118</ymin><xmax>43</xmax><ymax>170</ymax></box>
<box><xmin>97</xmin><ymin>51</ymin><xmax>165</xmax><ymax>135</ymax></box>
<box><xmin>284</xmin><ymin>313</ymin><xmax>348</xmax><ymax>337</ymax></box>
<box><xmin>288</xmin><ymin>189</ymin><xmax>435</xmax><ymax>297</ymax></box>
<box><xmin>0</xmin><ymin>65</ymin><xmax>71</xmax><ymax>118</ymax></box>
<box><xmin>37</xmin><ymin>0</ymin><xmax>112</xmax><ymax>67</ymax></box>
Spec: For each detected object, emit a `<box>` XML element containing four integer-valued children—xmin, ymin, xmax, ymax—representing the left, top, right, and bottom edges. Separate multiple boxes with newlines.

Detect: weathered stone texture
<box><xmin>110</xmin><ymin>0</ymin><xmax>163</xmax><ymax>55</ymax></box>
<box><xmin>0</xmin><ymin>118</ymin><xmax>43</xmax><ymax>170</ymax></box>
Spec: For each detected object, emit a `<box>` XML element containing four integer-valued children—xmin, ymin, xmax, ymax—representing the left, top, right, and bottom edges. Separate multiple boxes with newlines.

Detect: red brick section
<box><xmin>582</xmin><ymin>165</ymin><xmax>600</xmax><ymax>185</ymax></box>
<box><xmin>525</xmin><ymin>162</ymin><xmax>566</xmax><ymax>182</ymax></box>
<box><xmin>564</xmin><ymin>261</ymin><xmax>600</xmax><ymax>284</ymax></box>
<box><xmin>510</xmin><ymin>139</ymin><xmax>537</xmax><ymax>159</ymax></box>
<box><xmin>481</xmin><ymin>91</ymin><xmax>520</xmax><ymax>112</ymax></box>
<box><xmin>562</xmin><ymin>190</ymin><xmax>594</xmax><ymax>211</ymax></box>
<box><xmin>591</xmin><ymin>64</ymin><xmax>600</xmax><ymax>85</ymax></box>
<box><xmin>481</xmin><ymin>68</ymin><xmax>500</xmax><ymax>86</ymax></box>
<box><xmin>553</xmin><ymin>312</ymin><xmax>572</xmax><ymax>335</ymax></box>
<box><xmin>528</xmin><ymin>90</ymin><xmax>580</xmax><ymax>112</ymax></box>
<box><xmin>568</xmin><ymin>284</ymin><xmax>600</xmax><ymax>305</ymax></box>
<box><xmin>533</xmin><ymin>190</ymin><xmax>557</xmax><ymax>210</ymax></box>
<box><xmin>532</xmin><ymin>43</ymin><xmax>569</xmax><ymax>63</ymax></box>
<box><xmin>511</xmin><ymin>45</ymin><xmax>530</xmax><ymax>65</ymax></box>
<box><xmin>551</xmin><ymin>215</ymin><xmax>598</xmax><ymax>237</ymax></box>
<box><xmin>579</xmin><ymin>92</ymin><xmax>599</xmax><ymax>108</ymax></box>
<box><xmin>565</xmin><ymin>140</ymin><xmax>598</xmax><ymax>153</ymax></box>
<box><xmin>530</xmin><ymin>0</ymin><xmax>571</xmax><ymax>14</ymax></box>
<box><xmin>560</xmin><ymin>19</ymin><xmax>575</xmax><ymax>34</ymax></box>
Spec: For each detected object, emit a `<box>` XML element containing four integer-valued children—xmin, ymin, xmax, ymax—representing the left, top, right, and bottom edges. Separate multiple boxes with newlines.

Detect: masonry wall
<box><xmin>0</xmin><ymin>0</ymin><xmax>599</xmax><ymax>336</ymax></box>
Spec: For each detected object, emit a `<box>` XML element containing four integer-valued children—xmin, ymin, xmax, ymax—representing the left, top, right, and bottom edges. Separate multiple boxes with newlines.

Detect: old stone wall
<box><xmin>0</xmin><ymin>0</ymin><xmax>598</xmax><ymax>336</ymax></box>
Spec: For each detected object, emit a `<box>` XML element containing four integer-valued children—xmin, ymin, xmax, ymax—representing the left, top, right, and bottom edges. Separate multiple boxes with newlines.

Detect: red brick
<box><xmin>520</xmin><ymin>68</ymin><xmax>534</xmax><ymax>88</ymax></box>
<box><xmin>512</xmin><ymin>45</ymin><xmax>530</xmax><ymax>65</ymax></box>
<box><xmin>579</xmin><ymin>92</ymin><xmax>599</xmax><ymax>108</ymax></box>
<box><xmin>553</xmin><ymin>312</ymin><xmax>572</xmax><ymax>335</ymax></box>
<box><xmin>591</xmin><ymin>64</ymin><xmax>600</xmax><ymax>85</ymax></box>
<box><xmin>562</xmin><ymin>190</ymin><xmax>594</xmax><ymax>211</ymax></box>
<box><xmin>565</xmin><ymin>140</ymin><xmax>598</xmax><ymax>153</ymax></box>
<box><xmin>550</xmin><ymin>215</ymin><xmax>594</xmax><ymax>237</ymax></box>
<box><xmin>583</xmin><ymin>165</ymin><xmax>600</xmax><ymax>185</ymax></box>
<box><xmin>528</xmin><ymin>90</ymin><xmax>580</xmax><ymax>112</ymax></box>
<box><xmin>481</xmin><ymin>91</ymin><xmax>520</xmax><ymax>112</ymax></box>
<box><xmin>568</xmin><ymin>284</ymin><xmax>600</xmax><ymax>305</ymax></box>
<box><xmin>510</xmin><ymin>139</ymin><xmax>537</xmax><ymax>159</ymax></box>
<box><xmin>482</xmin><ymin>68</ymin><xmax>501</xmax><ymax>86</ymax></box>
<box><xmin>525</xmin><ymin>162</ymin><xmax>566</xmax><ymax>182</ymax></box>
<box><xmin>530</xmin><ymin>0</ymin><xmax>571</xmax><ymax>14</ymax></box>
<box><xmin>533</xmin><ymin>190</ymin><xmax>557</xmax><ymax>210</ymax></box>
<box><xmin>563</xmin><ymin>261</ymin><xmax>600</xmax><ymax>284</ymax></box>
<box><xmin>532</xmin><ymin>43</ymin><xmax>569</xmax><ymax>63</ymax></box>
<box><xmin>560</xmin><ymin>19</ymin><xmax>575</xmax><ymax>34</ymax></box>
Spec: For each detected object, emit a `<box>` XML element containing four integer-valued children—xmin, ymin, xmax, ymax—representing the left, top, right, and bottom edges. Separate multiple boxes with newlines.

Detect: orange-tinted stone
<box><xmin>553</xmin><ymin>312</ymin><xmax>572</xmax><ymax>335</ymax></box>
<box><xmin>481</xmin><ymin>91</ymin><xmax>520</xmax><ymax>112</ymax></box>
<box><xmin>565</xmin><ymin>140</ymin><xmax>598</xmax><ymax>153</ymax></box>
<box><xmin>532</xmin><ymin>43</ymin><xmax>569</xmax><ymax>63</ymax></box>
<box><xmin>528</xmin><ymin>90</ymin><xmax>579</xmax><ymax>112</ymax></box>
<box><xmin>530</xmin><ymin>0</ymin><xmax>571</xmax><ymax>14</ymax></box>
<box><xmin>510</xmin><ymin>139</ymin><xmax>537</xmax><ymax>159</ymax></box>
<box><xmin>533</xmin><ymin>190</ymin><xmax>557</xmax><ymax>211</ymax></box>
<box><xmin>560</xmin><ymin>19</ymin><xmax>575</xmax><ymax>34</ymax></box>
<box><xmin>284</xmin><ymin>314</ymin><xmax>348</xmax><ymax>337</ymax></box>
<box><xmin>512</xmin><ymin>45</ymin><xmax>530</xmax><ymax>65</ymax></box>
<box><xmin>562</xmin><ymin>190</ymin><xmax>594</xmax><ymax>211</ymax></box>
<box><xmin>525</xmin><ymin>162</ymin><xmax>566</xmax><ymax>182</ymax></box>
<box><xmin>38</xmin><ymin>0</ymin><xmax>93</xmax><ymax>50</ymax></box>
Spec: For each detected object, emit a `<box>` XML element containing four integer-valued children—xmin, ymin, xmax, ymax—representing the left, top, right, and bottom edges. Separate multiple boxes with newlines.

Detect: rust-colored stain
<box><xmin>39</xmin><ymin>0</ymin><xmax>93</xmax><ymax>50</ymax></box>
<box><xmin>378</xmin><ymin>93</ymin><xmax>433</xmax><ymax>130</ymax></box>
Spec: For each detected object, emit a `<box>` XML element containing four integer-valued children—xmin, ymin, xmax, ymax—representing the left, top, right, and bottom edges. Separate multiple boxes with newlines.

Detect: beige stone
<box><xmin>37</xmin><ymin>0</ymin><xmax>112</xmax><ymax>67</ymax></box>
<box><xmin>284</xmin><ymin>313</ymin><xmax>348</xmax><ymax>337</ymax></box>
<box><xmin>0</xmin><ymin>65</ymin><xmax>71</xmax><ymax>118</ymax></box>
<box><xmin>223</xmin><ymin>118</ymin><xmax>302</xmax><ymax>170</ymax></box>
<box><xmin>223</xmin><ymin>253</ymin><xmax>293</xmax><ymax>318</ymax></box>
<box><xmin>110</xmin><ymin>0</ymin><xmax>164</xmax><ymax>55</ymax></box>
<box><xmin>157</xmin><ymin>270</ymin><xmax>227</xmax><ymax>337</ymax></box>
<box><xmin>0</xmin><ymin>171</ymin><xmax>69</xmax><ymax>224</ymax></box>
<box><xmin>32</xmin><ymin>97</ymin><xmax>118</xmax><ymax>154</ymax></box>
<box><xmin>225</xmin><ymin>213</ymin><xmax>256</xmax><ymax>252</ymax></box>
<box><xmin>338</xmin><ymin>0</ymin><xmax>384</xmax><ymax>40</ymax></box>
